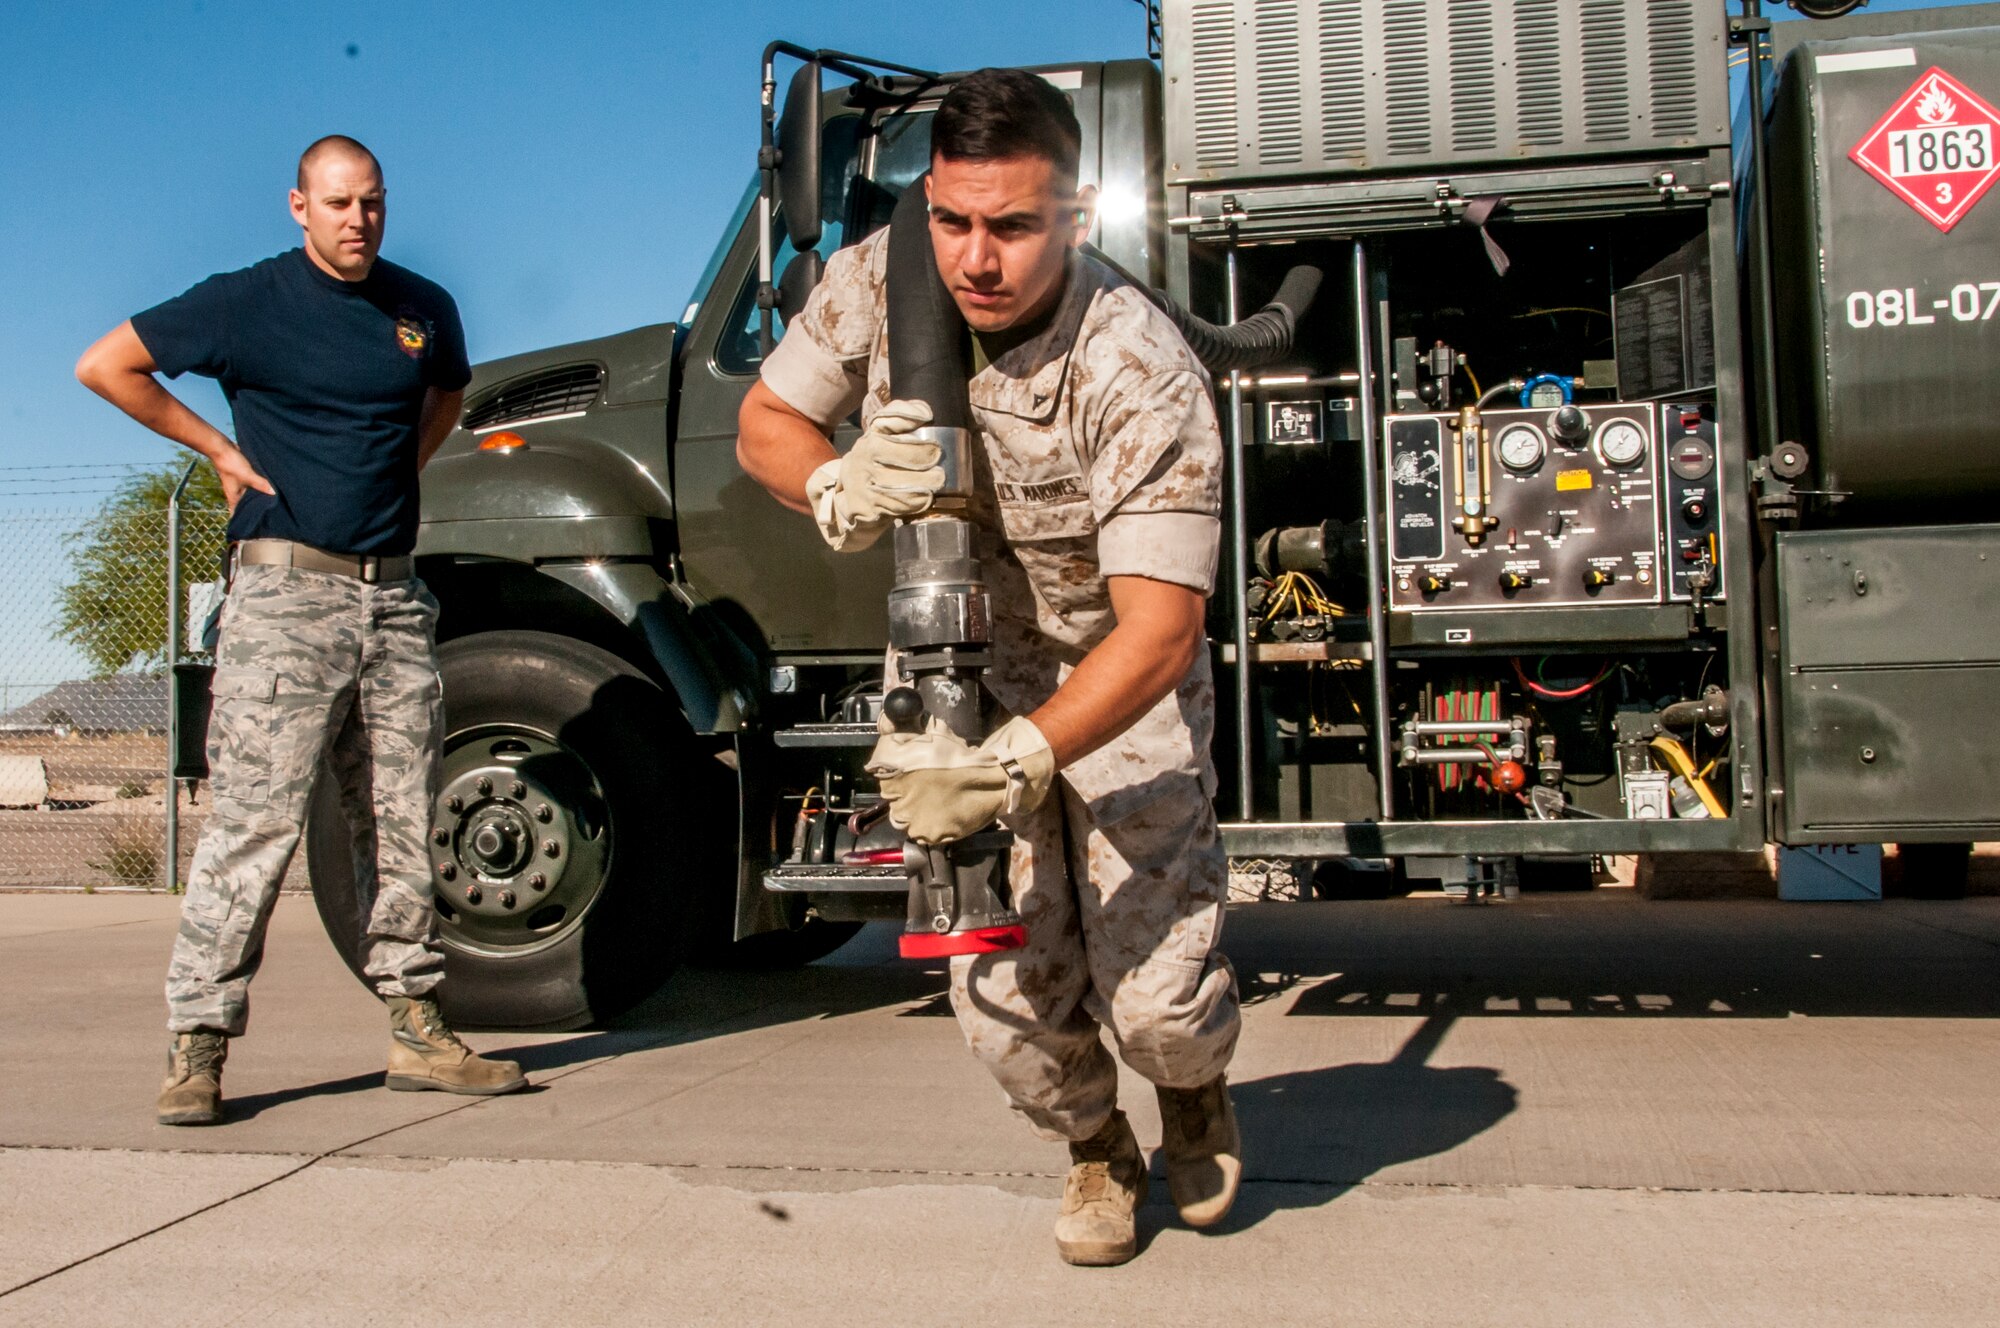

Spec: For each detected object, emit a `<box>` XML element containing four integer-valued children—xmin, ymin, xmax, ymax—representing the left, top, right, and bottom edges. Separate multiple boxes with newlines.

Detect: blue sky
<box><xmin>0</xmin><ymin>0</ymin><xmax>1985</xmax><ymax>685</ymax></box>
<box><xmin>2</xmin><ymin>0</ymin><xmax>1157</xmax><ymax>495</ymax></box>
<box><xmin>2</xmin><ymin>0</ymin><xmax>1978</xmax><ymax>489</ymax></box>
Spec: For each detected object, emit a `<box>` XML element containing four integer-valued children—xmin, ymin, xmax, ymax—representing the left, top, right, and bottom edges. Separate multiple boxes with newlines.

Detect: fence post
<box><xmin>164</xmin><ymin>459</ymin><xmax>198</xmax><ymax>892</ymax></box>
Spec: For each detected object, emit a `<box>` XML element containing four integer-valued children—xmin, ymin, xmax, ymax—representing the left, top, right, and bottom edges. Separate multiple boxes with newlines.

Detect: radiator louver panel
<box><xmin>1647</xmin><ymin>0</ymin><xmax>1702</xmax><ymax>141</ymax></box>
<box><xmin>1254</xmin><ymin>0</ymin><xmax>1305</xmax><ymax>164</ymax></box>
<box><xmin>1579</xmin><ymin>0</ymin><xmax>1632</xmax><ymax>143</ymax></box>
<box><xmin>463</xmin><ymin>364</ymin><xmax>603</xmax><ymax>431</ymax></box>
<box><xmin>1447</xmin><ymin>1</ymin><xmax>1499</xmax><ymax>154</ymax></box>
<box><xmin>1189</xmin><ymin>2</ymin><xmax>1241</xmax><ymax>171</ymax></box>
<box><xmin>1164</xmin><ymin>0</ymin><xmax>1727</xmax><ymax>184</ymax></box>
<box><xmin>1514</xmin><ymin>0</ymin><xmax>1564</xmax><ymax>147</ymax></box>
<box><xmin>1317</xmin><ymin>0</ymin><xmax>1367</xmax><ymax>162</ymax></box>
<box><xmin>1381</xmin><ymin>0</ymin><xmax>1432</xmax><ymax>158</ymax></box>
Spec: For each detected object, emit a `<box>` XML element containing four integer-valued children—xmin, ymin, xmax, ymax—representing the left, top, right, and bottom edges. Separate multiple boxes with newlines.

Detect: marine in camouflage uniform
<box><xmin>761</xmin><ymin>224</ymin><xmax>1242</xmax><ymax>1141</ymax></box>
<box><xmin>167</xmin><ymin>562</ymin><xmax>446</xmax><ymax>1037</ymax></box>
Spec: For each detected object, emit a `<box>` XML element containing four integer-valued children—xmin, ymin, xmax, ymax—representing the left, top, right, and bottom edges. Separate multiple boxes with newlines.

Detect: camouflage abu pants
<box><xmin>166</xmin><ymin>563</ymin><xmax>446</xmax><ymax>1036</ymax></box>
<box><xmin>949</xmin><ymin>769</ymin><xmax>1241</xmax><ymax>1143</ymax></box>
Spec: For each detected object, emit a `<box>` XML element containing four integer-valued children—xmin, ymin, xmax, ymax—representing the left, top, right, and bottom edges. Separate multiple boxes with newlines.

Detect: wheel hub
<box><xmin>429</xmin><ymin>732</ymin><xmax>603</xmax><ymax>937</ymax></box>
<box><xmin>466</xmin><ymin>808</ymin><xmax>533</xmax><ymax>877</ymax></box>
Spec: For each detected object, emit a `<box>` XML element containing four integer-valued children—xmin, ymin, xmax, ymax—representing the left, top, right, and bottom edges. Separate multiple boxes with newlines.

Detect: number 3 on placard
<box><xmin>1938</xmin><ymin>181</ymin><xmax>1955</xmax><ymax>205</ymax></box>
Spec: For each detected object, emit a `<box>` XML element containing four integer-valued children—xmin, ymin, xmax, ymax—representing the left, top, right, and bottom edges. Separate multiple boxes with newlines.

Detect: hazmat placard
<box><xmin>1849</xmin><ymin>66</ymin><xmax>2000</xmax><ymax>233</ymax></box>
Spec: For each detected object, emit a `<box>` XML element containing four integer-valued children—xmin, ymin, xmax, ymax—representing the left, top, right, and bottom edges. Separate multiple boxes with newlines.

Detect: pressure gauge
<box><xmin>1495</xmin><ymin>423</ymin><xmax>1546</xmax><ymax>473</ymax></box>
<box><xmin>1595</xmin><ymin>419</ymin><xmax>1647</xmax><ymax>468</ymax></box>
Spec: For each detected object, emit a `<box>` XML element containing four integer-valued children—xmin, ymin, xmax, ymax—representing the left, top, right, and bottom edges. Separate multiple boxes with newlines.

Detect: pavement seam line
<box><xmin>0</xmin><ymin>1008</ymin><xmax>799</xmax><ymax>1299</ymax></box>
<box><xmin>0</xmin><ymin>1094</ymin><xmax>495</xmax><ymax>1301</ymax></box>
<box><xmin>10</xmin><ymin>1142</ymin><xmax>1998</xmax><ymax>1207</ymax></box>
<box><xmin>0</xmin><ymin>915</ymin><xmax>186</xmax><ymax>944</ymax></box>
<box><xmin>1880</xmin><ymin>910</ymin><xmax>2000</xmax><ymax>953</ymax></box>
<box><xmin>0</xmin><ymin>1153</ymin><xmax>323</xmax><ymax>1300</ymax></box>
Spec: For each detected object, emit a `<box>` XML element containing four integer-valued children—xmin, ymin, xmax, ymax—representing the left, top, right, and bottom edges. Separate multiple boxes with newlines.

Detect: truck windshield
<box><xmin>682</xmin><ymin>175</ymin><xmax>760</xmax><ymax>325</ymax></box>
<box><xmin>870</xmin><ymin>106</ymin><xmax>933</xmax><ymax>197</ymax></box>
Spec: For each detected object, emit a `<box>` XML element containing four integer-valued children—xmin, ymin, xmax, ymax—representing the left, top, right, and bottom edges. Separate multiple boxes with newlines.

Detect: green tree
<box><xmin>54</xmin><ymin>462</ymin><xmax>229</xmax><ymax>676</ymax></box>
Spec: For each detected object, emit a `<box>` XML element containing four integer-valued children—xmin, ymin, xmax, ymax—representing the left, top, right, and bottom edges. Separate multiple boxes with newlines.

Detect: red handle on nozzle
<box><xmin>898</xmin><ymin>924</ymin><xmax>1028</xmax><ymax>959</ymax></box>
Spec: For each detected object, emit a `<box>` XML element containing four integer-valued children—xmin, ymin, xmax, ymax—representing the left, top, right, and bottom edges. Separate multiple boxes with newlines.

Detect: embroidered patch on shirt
<box><xmin>994</xmin><ymin>476</ymin><xmax>1085</xmax><ymax>503</ymax></box>
<box><xmin>395</xmin><ymin>315</ymin><xmax>430</xmax><ymax>359</ymax></box>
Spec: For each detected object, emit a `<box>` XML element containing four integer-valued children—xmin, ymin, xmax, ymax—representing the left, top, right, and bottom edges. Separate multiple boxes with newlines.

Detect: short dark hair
<box><xmin>932</xmin><ymin>69</ymin><xmax>1081</xmax><ymax>182</ymax></box>
<box><xmin>296</xmin><ymin>135</ymin><xmax>381</xmax><ymax>192</ymax></box>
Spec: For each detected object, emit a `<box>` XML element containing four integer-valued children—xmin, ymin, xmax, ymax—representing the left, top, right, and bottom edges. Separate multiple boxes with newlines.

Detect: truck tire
<box><xmin>307</xmin><ymin>630</ymin><xmax>731</xmax><ymax>1030</ymax></box>
<box><xmin>1894</xmin><ymin>842</ymin><xmax>1971</xmax><ymax>900</ymax></box>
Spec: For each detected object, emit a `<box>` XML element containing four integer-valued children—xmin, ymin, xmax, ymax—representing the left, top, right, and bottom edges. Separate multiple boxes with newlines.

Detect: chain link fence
<box><xmin>0</xmin><ymin>484</ymin><xmax>229</xmax><ymax>891</ymax></box>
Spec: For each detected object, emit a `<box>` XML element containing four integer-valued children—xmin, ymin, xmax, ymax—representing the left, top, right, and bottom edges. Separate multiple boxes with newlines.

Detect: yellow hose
<box><xmin>1649</xmin><ymin>736</ymin><xmax>1727</xmax><ymax>818</ymax></box>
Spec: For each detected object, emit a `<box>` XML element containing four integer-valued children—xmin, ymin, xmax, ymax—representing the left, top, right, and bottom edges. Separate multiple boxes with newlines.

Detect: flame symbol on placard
<box><xmin>1917</xmin><ymin>80</ymin><xmax>1957</xmax><ymax>125</ymax></box>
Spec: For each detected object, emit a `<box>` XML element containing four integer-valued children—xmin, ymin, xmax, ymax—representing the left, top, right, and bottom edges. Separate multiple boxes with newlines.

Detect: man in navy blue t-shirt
<box><xmin>78</xmin><ymin>135</ymin><xmax>527</xmax><ymax>1124</ymax></box>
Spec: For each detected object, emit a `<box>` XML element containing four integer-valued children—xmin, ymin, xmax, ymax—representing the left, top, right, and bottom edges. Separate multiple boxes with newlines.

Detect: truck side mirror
<box><xmin>777</xmin><ymin>249</ymin><xmax>824</xmax><ymax>324</ymax></box>
<box><xmin>777</xmin><ymin>60</ymin><xmax>823</xmax><ymax>252</ymax></box>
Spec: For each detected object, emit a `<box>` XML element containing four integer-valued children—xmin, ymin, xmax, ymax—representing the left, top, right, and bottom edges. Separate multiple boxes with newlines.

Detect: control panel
<box><xmin>1657</xmin><ymin>401</ymin><xmax>1725</xmax><ymax>603</ymax></box>
<box><xmin>1387</xmin><ymin>405</ymin><xmax>1663</xmax><ymax>612</ymax></box>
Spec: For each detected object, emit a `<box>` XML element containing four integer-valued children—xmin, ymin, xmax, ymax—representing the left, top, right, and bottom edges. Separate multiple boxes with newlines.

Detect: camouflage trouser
<box><xmin>948</xmin><ymin>770</ymin><xmax>1241</xmax><ymax>1142</ymax></box>
<box><xmin>166</xmin><ymin>563</ymin><xmax>446</xmax><ymax>1036</ymax></box>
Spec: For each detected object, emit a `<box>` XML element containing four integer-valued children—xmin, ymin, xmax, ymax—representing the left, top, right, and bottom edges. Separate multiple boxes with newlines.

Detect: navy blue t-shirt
<box><xmin>131</xmin><ymin>248</ymin><xmax>471</xmax><ymax>556</ymax></box>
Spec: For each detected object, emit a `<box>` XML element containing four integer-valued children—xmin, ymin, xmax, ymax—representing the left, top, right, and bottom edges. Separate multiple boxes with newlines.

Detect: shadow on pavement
<box><xmin>1280</xmin><ymin>948</ymin><xmax>2000</xmax><ymax>1019</ymax></box>
<box><xmin>481</xmin><ymin>936</ymin><xmax>953</xmax><ymax>1072</ymax></box>
<box><xmin>1139</xmin><ymin>1013</ymin><xmax>1515</xmax><ymax>1245</ymax></box>
<box><xmin>224</xmin><ymin>1069</ymin><xmax>386</xmax><ymax>1122</ymax></box>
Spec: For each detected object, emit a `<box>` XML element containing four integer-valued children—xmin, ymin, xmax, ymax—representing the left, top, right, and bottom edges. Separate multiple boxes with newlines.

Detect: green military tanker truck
<box><xmin>293</xmin><ymin>1</ymin><xmax>2000</xmax><ymax>1030</ymax></box>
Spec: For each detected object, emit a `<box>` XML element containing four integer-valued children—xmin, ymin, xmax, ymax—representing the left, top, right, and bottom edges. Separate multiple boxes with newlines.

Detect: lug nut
<box><xmin>432</xmin><ymin>827</ymin><xmax>449</xmax><ymax>846</ymax></box>
<box><xmin>543</xmin><ymin>839</ymin><xmax>561</xmax><ymax>859</ymax></box>
<box><xmin>476</xmin><ymin>776</ymin><xmax>492</xmax><ymax>796</ymax></box>
<box><xmin>535</xmin><ymin>803</ymin><xmax>553</xmax><ymax>823</ymax></box>
<box><xmin>464</xmin><ymin>885</ymin><xmax>482</xmax><ymax>904</ymax></box>
<box><xmin>509</xmin><ymin>780</ymin><xmax>526</xmax><ymax>799</ymax></box>
<box><xmin>529</xmin><ymin>873</ymin><xmax>548</xmax><ymax>891</ymax></box>
<box><xmin>445</xmin><ymin>795</ymin><xmax>463</xmax><ymax>814</ymax></box>
<box><xmin>499</xmin><ymin>890</ymin><xmax>516</xmax><ymax>909</ymax></box>
<box><xmin>437</xmin><ymin>862</ymin><xmax>457</xmax><ymax>881</ymax></box>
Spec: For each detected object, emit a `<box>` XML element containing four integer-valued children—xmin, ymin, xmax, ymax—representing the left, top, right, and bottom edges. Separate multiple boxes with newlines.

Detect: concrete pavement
<box><xmin>3</xmin><ymin>885</ymin><xmax>1999</xmax><ymax>1325</ymax></box>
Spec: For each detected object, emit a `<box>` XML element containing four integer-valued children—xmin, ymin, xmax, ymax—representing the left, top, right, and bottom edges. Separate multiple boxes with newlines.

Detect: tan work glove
<box><xmin>866</xmin><ymin>715</ymin><xmax>1056</xmax><ymax>846</ymax></box>
<box><xmin>803</xmin><ymin>399</ymin><xmax>943</xmax><ymax>552</ymax></box>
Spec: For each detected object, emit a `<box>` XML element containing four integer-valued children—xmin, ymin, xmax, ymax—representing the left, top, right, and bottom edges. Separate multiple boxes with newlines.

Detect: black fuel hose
<box><xmin>886</xmin><ymin>178</ymin><xmax>972</xmax><ymax>429</ymax></box>
<box><xmin>1083</xmin><ymin>244</ymin><xmax>1322</xmax><ymax>374</ymax></box>
<box><xmin>1155</xmin><ymin>265</ymin><xmax>1324</xmax><ymax>374</ymax></box>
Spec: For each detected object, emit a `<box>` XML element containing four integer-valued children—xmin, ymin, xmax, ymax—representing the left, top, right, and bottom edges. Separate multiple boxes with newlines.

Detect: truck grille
<box><xmin>463</xmin><ymin>364</ymin><xmax>604</xmax><ymax>431</ymax></box>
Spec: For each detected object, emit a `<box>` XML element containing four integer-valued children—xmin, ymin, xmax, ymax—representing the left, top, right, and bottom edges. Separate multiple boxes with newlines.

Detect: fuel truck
<box><xmin>256</xmin><ymin>1</ymin><xmax>2000</xmax><ymax>1028</ymax></box>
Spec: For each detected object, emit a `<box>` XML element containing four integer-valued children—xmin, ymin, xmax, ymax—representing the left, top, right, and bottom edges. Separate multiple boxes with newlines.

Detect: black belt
<box><xmin>234</xmin><ymin>538</ymin><xmax>414</xmax><ymax>584</ymax></box>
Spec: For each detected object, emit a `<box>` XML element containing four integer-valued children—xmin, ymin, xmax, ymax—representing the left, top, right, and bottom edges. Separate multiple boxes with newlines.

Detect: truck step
<box><xmin>762</xmin><ymin>863</ymin><xmax>906</xmax><ymax>893</ymax></box>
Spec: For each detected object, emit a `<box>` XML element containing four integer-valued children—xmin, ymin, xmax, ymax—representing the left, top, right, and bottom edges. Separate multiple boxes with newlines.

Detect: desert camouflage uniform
<box><xmin>166</xmin><ymin>562</ymin><xmax>446</xmax><ymax>1036</ymax></box>
<box><xmin>763</xmin><ymin>229</ymin><xmax>1240</xmax><ymax>1141</ymax></box>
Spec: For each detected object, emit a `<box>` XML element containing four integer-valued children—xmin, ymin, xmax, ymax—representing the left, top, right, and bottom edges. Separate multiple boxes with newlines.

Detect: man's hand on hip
<box><xmin>866</xmin><ymin>714</ymin><xmax>1055</xmax><ymax>845</ymax></box>
<box><xmin>804</xmin><ymin>399</ymin><xmax>943</xmax><ymax>551</ymax></box>
<box><xmin>212</xmin><ymin>446</ymin><xmax>276</xmax><ymax>513</ymax></box>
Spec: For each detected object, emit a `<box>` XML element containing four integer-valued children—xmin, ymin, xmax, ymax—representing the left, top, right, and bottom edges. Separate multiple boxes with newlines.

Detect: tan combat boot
<box><xmin>384</xmin><ymin>996</ymin><xmax>527</xmax><ymax>1095</ymax></box>
<box><xmin>1157</xmin><ymin>1076</ymin><xmax>1242</xmax><ymax>1227</ymax></box>
<box><xmin>157</xmin><ymin>1031</ymin><xmax>227</xmax><ymax>1126</ymax></box>
<box><xmin>1054</xmin><ymin>1109</ymin><xmax>1148</xmax><ymax>1267</ymax></box>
